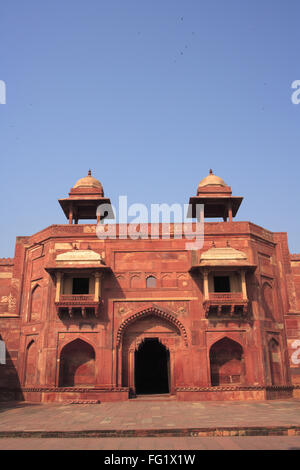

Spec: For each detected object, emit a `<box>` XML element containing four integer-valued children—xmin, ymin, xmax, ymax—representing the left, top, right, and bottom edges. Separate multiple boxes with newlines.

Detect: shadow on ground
<box><xmin>0</xmin><ymin>401</ymin><xmax>40</xmax><ymax>414</ymax></box>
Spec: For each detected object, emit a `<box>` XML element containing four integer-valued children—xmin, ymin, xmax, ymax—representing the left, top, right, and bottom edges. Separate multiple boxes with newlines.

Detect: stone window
<box><xmin>214</xmin><ymin>276</ymin><xmax>230</xmax><ymax>293</ymax></box>
<box><xmin>146</xmin><ymin>276</ymin><xmax>157</xmax><ymax>288</ymax></box>
<box><xmin>72</xmin><ymin>278</ymin><xmax>89</xmax><ymax>295</ymax></box>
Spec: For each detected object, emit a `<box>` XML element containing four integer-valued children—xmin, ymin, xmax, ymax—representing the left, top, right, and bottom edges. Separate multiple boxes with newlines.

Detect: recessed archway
<box><xmin>24</xmin><ymin>340</ymin><xmax>38</xmax><ymax>386</ymax></box>
<box><xmin>30</xmin><ymin>285</ymin><xmax>42</xmax><ymax>322</ymax></box>
<box><xmin>135</xmin><ymin>338</ymin><xmax>170</xmax><ymax>395</ymax></box>
<box><xmin>59</xmin><ymin>339</ymin><xmax>95</xmax><ymax>387</ymax></box>
<box><xmin>268</xmin><ymin>337</ymin><xmax>282</xmax><ymax>385</ymax></box>
<box><xmin>119</xmin><ymin>310</ymin><xmax>184</xmax><ymax>395</ymax></box>
<box><xmin>209</xmin><ymin>337</ymin><xmax>245</xmax><ymax>386</ymax></box>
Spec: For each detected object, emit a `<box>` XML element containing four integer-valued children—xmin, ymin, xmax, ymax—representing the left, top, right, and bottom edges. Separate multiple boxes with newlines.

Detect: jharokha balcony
<box><xmin>189</xmin><ymin>245</ymin><xmax>256</xmax><ymax>320</ymax></box>
<box><xmin>45</xmin><ymin>248</ymin><xmax>111</xmax><ymax>320</ymax></box>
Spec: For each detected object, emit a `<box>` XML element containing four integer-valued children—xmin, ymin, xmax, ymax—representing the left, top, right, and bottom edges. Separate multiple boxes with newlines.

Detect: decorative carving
<box><xmin>203</xmin><ymin>293</ymin><xmax>249</xmax><ymax>320</ymax></box>
<box><xmin>116</xmin><ymin>305</ymin><xmax>188</xmax><ymax>347</ymax></box>
<box><xmin>1</xmin><ymin>294</ymin><xmax>16</xmax><ymax>312</ymax></box>
<box><xmin>166</xmin><ymin>301</ymin><xmax>188</xmax><ymax>317</ymax></box>
<box><xmin>56</xmin><ymin>249</ymin><xmax>103</xmax><ymax>263</ymax></box>
<box><xmin>83</xmin><ymin>226</ymin><xmax>97</xmax><ymax>233</ymax></box>
<box><xmin>177</xmin><ymin>273</ymin><xmax>190</xmax><ymax>288</ymax></box>
<box><xmin>56</xmin><ymin>296</ymin><xmax>103</xmax><ymax>320</ymax></box>
<box><xmin>115</xmin><ymin>300</ymin><xmax>189</xmax><ymax>318</ymax></box>
<box><xmin>118</xmin><ymin>303</ymin><xmax>133</xmax><ymax>317</ymax></box>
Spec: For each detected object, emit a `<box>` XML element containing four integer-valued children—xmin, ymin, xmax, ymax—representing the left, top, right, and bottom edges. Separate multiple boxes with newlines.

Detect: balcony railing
<box><xmin>59</xmin><ymin>294</ymin><xmax>95</xmax><ymax>302</ymax></box>
<box><xmin>208</xmin><ymin>292</ymin><xmax>244</xmax><ymax>302</ymax></box>
<box><xmin>203</xmin><ymin>291</ymin><xmax>249</xmax><ymax>319</ymax></box>
<box><xmin>55</xmin><ymin>294</ymin><xmax>101</xmax><ymax>319</ymax></box>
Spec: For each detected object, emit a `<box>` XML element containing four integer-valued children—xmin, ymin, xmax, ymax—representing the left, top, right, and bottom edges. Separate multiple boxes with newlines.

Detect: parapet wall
<box><xmin>0</xmin><ymin>258</ymin><xmax>14</xmax><ymax>266</ymax></box>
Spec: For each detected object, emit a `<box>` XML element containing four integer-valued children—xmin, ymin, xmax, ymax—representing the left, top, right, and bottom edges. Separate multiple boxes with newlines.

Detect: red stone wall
<box><xmin>286</xmin><ymin>254</ymin><xmax>300</xmax><ymax>384</ymax></box>
<box><xmin>0</xmin><ymin>221</ymin><xmax>298</xmax><ymax>401</ymax></box>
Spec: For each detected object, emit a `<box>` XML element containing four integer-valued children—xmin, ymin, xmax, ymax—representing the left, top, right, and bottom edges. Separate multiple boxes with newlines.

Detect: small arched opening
<box><xmin>146</xmin><ymin>276</ymin><xmax>156</xmax><ymax>288</ymax></box>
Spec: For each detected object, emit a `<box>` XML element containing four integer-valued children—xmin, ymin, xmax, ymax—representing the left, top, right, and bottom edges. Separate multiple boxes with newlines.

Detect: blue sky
<box><xmin>0</xmin><ymin>0</ymin><xmax>300</xmax><ymax>256</ymax></box>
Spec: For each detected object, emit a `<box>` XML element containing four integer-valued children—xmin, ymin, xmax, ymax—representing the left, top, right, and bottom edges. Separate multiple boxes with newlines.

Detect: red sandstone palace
<box><xmin>0</xmin><ymin>170</ymin><xmax>300</xmax><ymax>403</ymax></box>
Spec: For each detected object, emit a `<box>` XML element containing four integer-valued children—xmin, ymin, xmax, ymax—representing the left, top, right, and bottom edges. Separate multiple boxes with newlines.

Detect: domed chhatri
<box><xmin>73</xmin><ymin>169</ymin><xmax>103</xmax><ymax>191</ymax></box>
<box><xmin>58</xmin><ymin>170</ymin><xmax>112</xmax><ymax>224</ymax></box>
<box><xmin>188</xmin><ymin>169</ymin><xmax>243</xmax><ymax>222</ymax></box>
<box><xmin>197</xmin><ymin>169</ymin><xmax>227</xmax><ymax>189</ymax></box>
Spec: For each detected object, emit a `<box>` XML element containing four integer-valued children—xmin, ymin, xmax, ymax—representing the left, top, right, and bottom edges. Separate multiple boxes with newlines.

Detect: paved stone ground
<box><xmin>0</xmin><ymin>436</ymin><xmax>300</xmax><ymax>450</ymax></box>
<box><xmin>0</xmin><ymin>399</ymin><xmax>300</xmax><ymax>432</ymax></box>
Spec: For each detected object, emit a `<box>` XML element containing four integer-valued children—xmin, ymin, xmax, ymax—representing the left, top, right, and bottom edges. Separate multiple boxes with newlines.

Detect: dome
<box><xmin>73</xmin><ymin>170</ymin><xmax>103</xmax><ymax>190</ymax></box>
<box><xmin>198</xmin><ymin>169</ymin><xmax>227</xmax><ymax>188</ymax></box>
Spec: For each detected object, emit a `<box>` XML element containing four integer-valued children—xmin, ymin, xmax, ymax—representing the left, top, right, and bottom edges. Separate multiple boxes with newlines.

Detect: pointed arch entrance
<box><xmin>135</xmin><ymin>338</ymin><xmax>170</xmax><ymax>394</ymax></box>
<box><xmin>117</xmin><ymin>307</ymin><xmax>186</xmax><ymax>396</ymax></box>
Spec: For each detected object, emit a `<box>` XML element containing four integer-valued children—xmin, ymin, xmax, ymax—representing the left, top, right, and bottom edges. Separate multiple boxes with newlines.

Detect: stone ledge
<box><xmin>0</xmin><ymin>425</ymin><xmax>299</xmax><ymax>438</ymax></box>
<box><xmin>21</xmin><ymin>387</ymin><xmax>129</xmax><ymax>393</ymax></box>
<box><xmin>176</xmin><ymin>385</ymin><xmax>294</xmax><ymax>392</ymax></box>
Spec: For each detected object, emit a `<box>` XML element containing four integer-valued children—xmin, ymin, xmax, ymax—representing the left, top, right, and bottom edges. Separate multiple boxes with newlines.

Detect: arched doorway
<box><xmin>135</xmin><ymin>338</ymin><xmax>170</xmax><ymax>394</ymax></box>
<box><xmin>209</xmin><ymin>337</ymin><xmax>245</xmax><ymax>386</ymax></box>
<box><xmin>119</xmin><ymin>309</ymin><xmax>186</xmax><ymax>395</ymax></box>
<box><xmin>59</xmin><ymin>339</ymin><xmax>95</xmax><ymax>387</ymax></box>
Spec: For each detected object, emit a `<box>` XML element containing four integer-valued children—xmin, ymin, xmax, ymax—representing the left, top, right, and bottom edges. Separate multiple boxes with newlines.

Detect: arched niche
<box><xmin>146</xmin><ymin>276</ymin><xmax>156</xmax><ymax>288</ymax></box>
<box><xmin>59</xmin><ymin>338</ymin><xmax>96</xmax><ymax>387</ymax></box>
<box><xmin>268</xmin><ymin>337</ymin><xmax>282</xmax><ymax>385</ymax></box>
<box><xmin>262</xmin><ymin>282</ymin><xmax>274</xmax><ymax>320</ymax></box>
<box><xmin>24</xmin><ymin>340</ymin><xmax>38</xmax><ymax>386</ymax></box>
<box><xmin>209</xmin><ymin>337</ymin><xmax>245</xmax><ymax>386</ymax></box>
<box><xmin>29</xmin><ymin>284</ymin><xmax>42</xmax><ymax>322</ymax></box>
<box><xmin>118</xmin><ymin>308</ymin><xmax>185</xmax><ymax>395</ymax></box>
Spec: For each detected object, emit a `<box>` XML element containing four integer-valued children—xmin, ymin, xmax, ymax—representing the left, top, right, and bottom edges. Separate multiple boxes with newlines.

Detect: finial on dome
<box><xmin>88</xmin><ymin>169</ymin><xmax>92</xmax><ymax>176</ymax></box>
<box><xmin>209</xmin><ymin>169</ymin><xmax>213</xmax><ymax>175</ymax></box>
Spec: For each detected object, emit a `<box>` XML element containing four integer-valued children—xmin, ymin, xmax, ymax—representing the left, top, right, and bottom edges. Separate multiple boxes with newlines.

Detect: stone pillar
<box><xmin>94</xmin><ymin>272</ymin><xmax>102</xmax><ymax>301</ymax></box>
<box><xmin>55</xmin><ymin>272</ymin><xmax>62</xmax><ymax>302</ymax></box>
<box><xmin>203</xmin><ymin>270</ymin><xmax>209</xmax><ymax>300</ymax></box>
<box><xmin>68</xmin><ymin>204</ymin><xmax>73</xmax><ymax>224</ymax></box>
<box><xmin>228</xmin><ymin>201</ymin><xmax>233</xmax><ymax>222</ymax></box>
<box><xmin>169</xmin><ymin>349</ymin><xmax>175</xmax><ymax>395</ymax></box>
<box><xmin>117</xmin><ymin>347</ymin><xmax>122</xmax><ymax>387</ymax></box>
<box><xmin>129</xmin><ymin>348</ymin><xmax>135</xmax><ymax>392</ymax></box>
<box><xmin>241</xmin><ymin>270</ymin><xmax>247</xmax><ymax>301</ymax></box>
